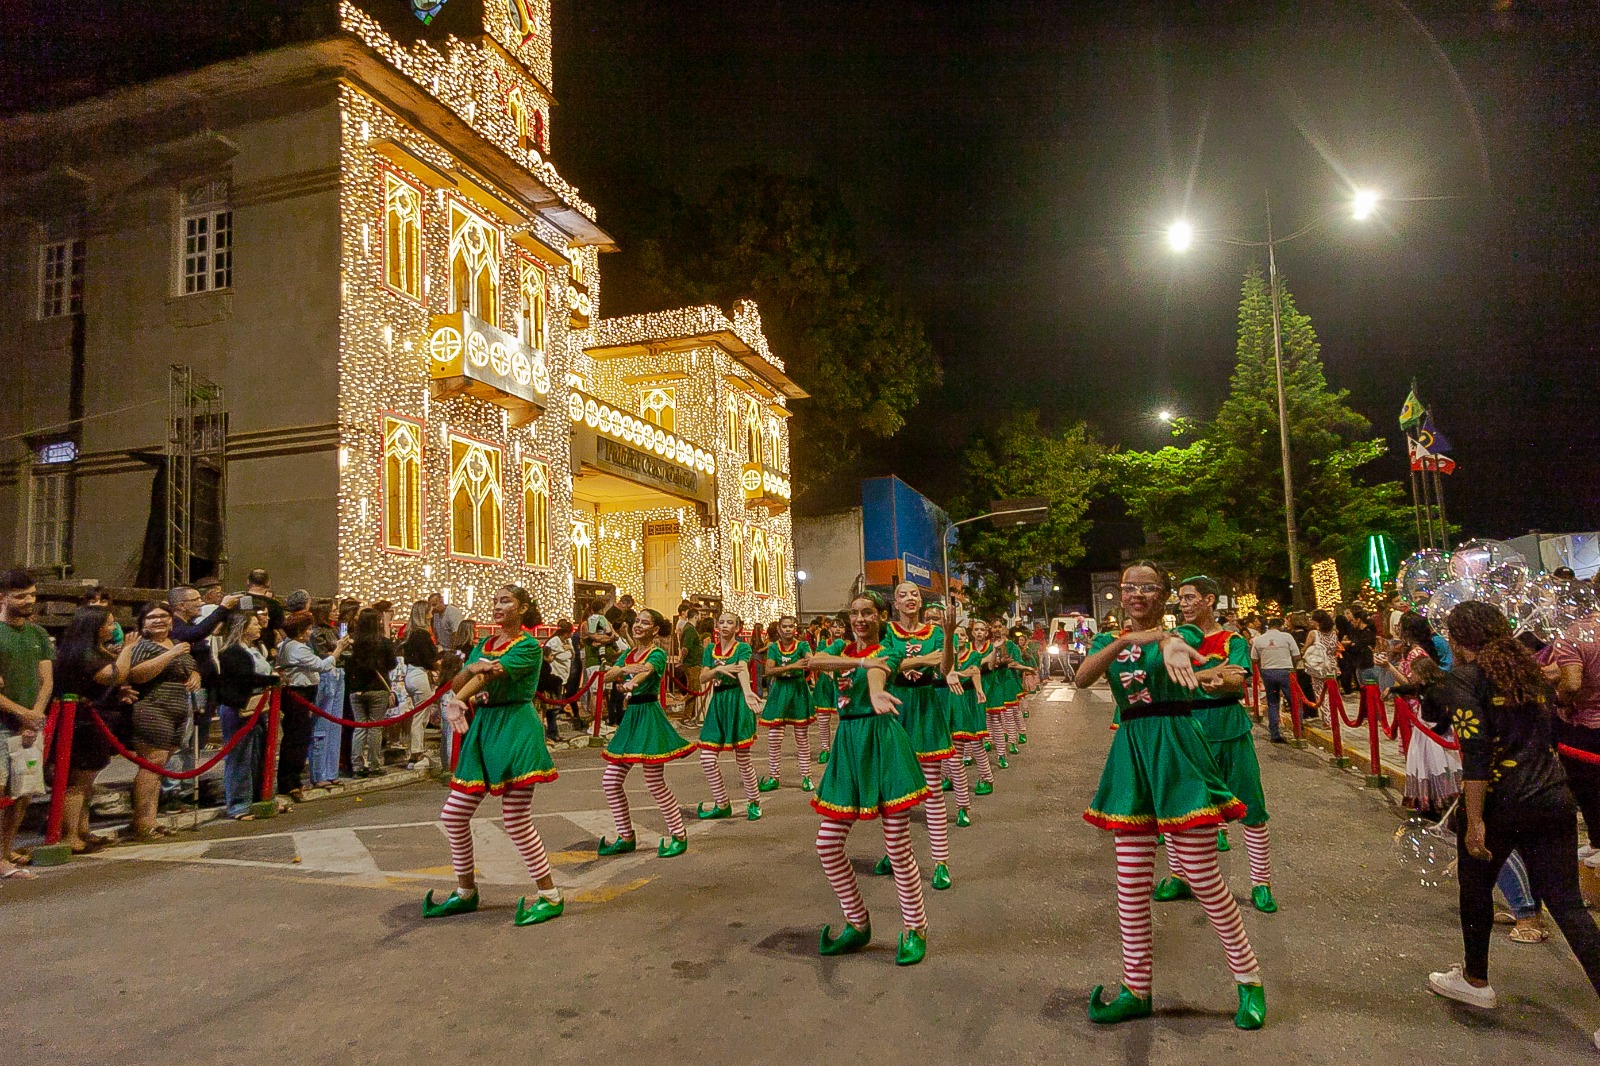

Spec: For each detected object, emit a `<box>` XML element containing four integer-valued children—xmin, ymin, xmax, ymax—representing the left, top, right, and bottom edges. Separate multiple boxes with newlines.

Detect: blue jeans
<box><xmin>308</xmin><ymin>669</ymin><xmax>346</xmax><ymax>785</ymax></box>
<box><xmin>1497</xmin><ymin>850</ymin><xmax>1540</xmax><ymax>920</ymax></box>
<box><xmin>218</xmin><ymin>704</ymin><xmax>262</xmax><ymax>817</ymax></box>
<box><xmin>1259</xmin><ymin>669</ymin><xmax>1292</xmax><ymax>738</ymax></box>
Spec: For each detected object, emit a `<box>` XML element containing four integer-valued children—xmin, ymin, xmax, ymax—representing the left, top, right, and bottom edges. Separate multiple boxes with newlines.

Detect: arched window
<box><xmin>641</xmin><ymin>387</ymin><xmax>675</xmax><ymax>432</ymax></box>
<box><xmin>382</xmin><ymin>171</ymin><xmax>423</xmax><ymax>299</ymax></box>
<box><xmin>729</xmin><ymin>523</ymin><xmax>746</xmax><ymax>592</ymax></box>
<box><xmin>750</xmin><ymin>527</ymin><xmax>769</xmax><ymax>594</ymax></box>
<box><xmin>522</xmin><ymin>458</ymin><xmax>549</xmax><ymax>567</ymax></box>
<box><xmin>771</xmin><ymin>537</ymin><xmax>787</xmax><ymax>599</ymax></box>
<box><xmin>571</xmin><ymin>519</ymin><xmax>594</xmax><ymax>580</ymax></box>
<box><xmin>518</xmin><ymin>257</ymin><xmax>547</xmax><ymax>353</ymax></box>
<box><xmin>381</xmin><ymin>415</ymin><xmax>422</xmax><ymax>553</ymax></box>
<box><xmin>448</xmin><ymin>201</ymin><xmax>499</xmax><ymax>325</ymax></box>
<box><xmin>448</xmin><ymin>434</ymin><xmax>503</xmax><ymax>562</ymax></box>
<box><xmin>765</xmin><ymin>415</ymin><xmax>782</xmax><ymax>468</ymax></box>
<box><xmin>743</xmin><ymin>396</ymin><xmax>762</xmax><ymax>464</ymax></box>
<box><xmin>508</xmin><ymin>86</ymin><xmax>530</xmax><ymax>150</ymax></box>
<box><xmin>724</xmin><ymin>394</ymin><xmax>740</xmax><ymax>454</ymax></box>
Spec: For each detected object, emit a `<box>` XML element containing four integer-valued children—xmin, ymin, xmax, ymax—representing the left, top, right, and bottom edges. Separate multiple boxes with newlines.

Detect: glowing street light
<box><xmin>1157</xmin><ymin>409</ymin><xmax>1173</xmax><ymax>423</ymax></box>
<box><xmin>1352</xmin><ymin>188</ymin><xmax>1379</xmax><ymax>221</ymax></box>
<box><xmin>1166</xmin><ymin>219</ymin><xmax>1195</xmax><ymax>252</ymax></box>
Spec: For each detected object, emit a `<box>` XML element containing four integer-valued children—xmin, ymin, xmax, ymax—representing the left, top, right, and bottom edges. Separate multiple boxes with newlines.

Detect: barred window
<box><xmin>179</xmin><ymin>182</ymin><xmax>232</xmax><ymax>295</ymax></box>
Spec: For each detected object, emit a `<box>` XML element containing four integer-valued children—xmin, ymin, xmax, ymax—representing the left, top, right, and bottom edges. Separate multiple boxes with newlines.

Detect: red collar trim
<box><xmin>625</xmin><ymin>645</ymin><xmax>655</xmax><ymax>664</ymax></box>
<box><xmin>777</xmin><ymin>638</ymin><xmax>798</xmax><ymax>654</ymax></box>
<box><xmin>482</xmin><ymin>632</ymin><xmax>528</xmax><ymax>657</ymax></box>
<box><xmin>890</xmin><ymin>621</ymin><xmax>933</xmax><ymax>640</ymax></box>
<box><xmin>845</xmin><ymin>641</ymin><xmax>883</xmax><ymax>658</ymax></box>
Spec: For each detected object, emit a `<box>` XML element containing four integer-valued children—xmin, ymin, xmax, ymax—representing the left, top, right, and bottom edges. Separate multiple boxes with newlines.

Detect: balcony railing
<box><xmin>742</xmin><ymin>461</ymin><xmax>790</xmax><ymax>511</ymax></box>
<box><xmin>428</xmin><ymin>309</ymin><xmax>549</xmax><ymax>427</ymax></box>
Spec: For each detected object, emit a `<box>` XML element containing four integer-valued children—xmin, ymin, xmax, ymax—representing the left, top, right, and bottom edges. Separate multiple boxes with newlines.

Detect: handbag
<box><xmin>1303</xmin><ymin>637</ymin><xmax>1337</xmax><ymax>679</ymax></box>
<box><xmin>7</xmin><ymin>735</ymin><xmax>46</xmax><ymax>799</ymax></box>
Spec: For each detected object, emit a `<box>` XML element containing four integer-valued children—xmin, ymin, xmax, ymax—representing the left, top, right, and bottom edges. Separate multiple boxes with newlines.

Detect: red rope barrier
<box><xmin>668</xmin><ymin>671</ymin><xmax>714</xmax><ymax>698</ymax></box>
<box><xmin>1333</xmin><ymin>683</ymin><xmax>1366</xmax><ymax>729</ymax></box>
<box><xmin>260</xmin><ymin>689</ymin><xmax>281</xmax><ymax>798</ymax></box>
<box><xmin>1362</xmin><ymin>684</ymin><xmax>1385</xmax><ymax>780</ymax></box>
<box><xmin>1393</xmin><ymin>694</ymin><xmax>1459</xmax><ymax>752</ymax></box>
<box><xmin>85</xmin><ymin>700</ymin><xmax>267</xmax><ymax>779</ymax></box>
<box><xmin>535</xmin><ymin>669</ymin><xmax>601</xmax><ymax>707</ymax></box>
<box><xmin>283</xmin><ymin>684</ymin><xmax>445</xmax><ymax>727</ymax></box>
<box><xmin>1559</xmin><ymin>743</ymin><xmax>1600</xmax><ymax>766</ymax></box>
<box><xmin>1324</xmin><ymin>678</ymin><xmax>1347</xmax><ymax>762</ymax></box>
<box><xmin>1287</xmin><ymin>675</ymin><xmax>1307</xmax><ymax>742</ymax></box>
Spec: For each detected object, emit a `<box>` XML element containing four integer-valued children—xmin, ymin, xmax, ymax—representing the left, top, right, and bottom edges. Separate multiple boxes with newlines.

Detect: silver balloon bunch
<box><xmin>1394</xmin><ymin>540</ymin><xmax>1600</xmax><ymax>643</ymax></box>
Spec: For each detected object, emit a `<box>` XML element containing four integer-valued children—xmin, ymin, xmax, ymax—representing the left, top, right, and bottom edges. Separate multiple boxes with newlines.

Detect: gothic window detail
<box><xmin>750</xmin><ymin>526</ymin><xmax>770</xmax><ymax>595</ymax></box>
<box><xmin>641</xmin><ymin>387</ymin><xmax>675</xmax><ymax>433</ymax></box>
<box><xmin>382</xmin><ymin>170</ymin><xmax>424</xmax><ymax>299</ymax></box>
<box><xmin>448</xmin><ymin>200</ymin><xmax>500</xmax><ymax>325</ymax></box>
<box><xmin>517</xmin><ymin>256</ymin><xmax>548</xmax><ymax>352</ymax></box>
<box><xmin>448</xmin><ymin>434</ymin><xmax>503</xmax><ymax>562</ymax></box>
<box><xmin>382</xmin><ymin>416</ymin><xmax>423</xmax><ymax>554</ymax></box>
<box><xmin>523</xmin><ymin>457</ymin><xmax>550</xmax><ymax>568</ymax></box>
<box><xmin>571</xmin><ymin>518</ymin><xmax>594</xmax><ymax>581</ymax></box>
<box><xmin>743</xmin><ymin>396</ymin><xmax>763</xmax><ymax>464</ymax></box>
<box><xmin>724</xmin><ymin>394</ymin><xmax>740</xmax><ymax>454</ymax></box>
<box><xmin>729</xmin><ymin>523</ymin><xmax>746</xmax><ymax>592</ymax></box>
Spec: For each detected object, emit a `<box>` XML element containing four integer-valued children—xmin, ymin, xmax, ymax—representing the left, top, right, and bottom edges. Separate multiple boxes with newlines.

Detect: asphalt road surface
<box><xmin>5</xmin><ymin>683</ymin><xmax>1597</xmax><ymax>1065</ymax></box>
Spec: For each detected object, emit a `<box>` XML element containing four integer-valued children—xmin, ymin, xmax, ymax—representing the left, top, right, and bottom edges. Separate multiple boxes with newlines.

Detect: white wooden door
<box><xmin>643</xmin><ymin>533</ymin><xmax>681</xmax><ymax>615</ymax></box>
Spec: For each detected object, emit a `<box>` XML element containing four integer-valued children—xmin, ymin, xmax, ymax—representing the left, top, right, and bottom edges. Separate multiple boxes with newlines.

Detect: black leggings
<box><xmin>1458</xmin><ymin>816</ymin><xmax>1600</xmax><ymax>992</ymax></box>
<box><xmin>1558</xmin><ymin>722</ymin><xmax>1600</xmax><ymax>850</ymax></box>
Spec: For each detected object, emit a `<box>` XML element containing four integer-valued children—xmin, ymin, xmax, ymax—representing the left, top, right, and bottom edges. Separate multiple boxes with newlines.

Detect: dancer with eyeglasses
<box><xmin>809</xmin><ymin>591</ymin><xmax>931</xmax><ymax>965</ymax></box>
<box><xmin>1152</xmin><ymin>576</ymin><xmax>1277</xmax><ymax>913</ymax></box>
<box><xmin>1078</xmin><ymin>562</ymin><xmax>1266</xmax><ymax>1030</ymax></box>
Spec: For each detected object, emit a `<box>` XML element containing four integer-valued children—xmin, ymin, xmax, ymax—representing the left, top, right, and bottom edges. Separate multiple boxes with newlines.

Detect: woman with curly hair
<box><xmin>1425</xmin><ymin>601</ymin><xmax>1600</xmax><ymax>1037</ymax></box>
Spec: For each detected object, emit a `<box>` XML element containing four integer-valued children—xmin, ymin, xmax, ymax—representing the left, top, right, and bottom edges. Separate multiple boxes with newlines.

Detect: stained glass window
<box><xmin>382</xmin><ymin>416</ymin><xmax>423</xmax><ymax>554</ymax></box>
<box><xmin>448</xmin><ymin>434</ymin><xmax>503</xmax><ymax>562</ymax></box>
<box><xmin>383</xmin><ymin>171</ymin><xmax>423</xmax><ymax>299</ymax></box>
<box><xmin>523</xmin><ymin>457</ymin><xmax>550</xmax><ymax>568</ymax></box>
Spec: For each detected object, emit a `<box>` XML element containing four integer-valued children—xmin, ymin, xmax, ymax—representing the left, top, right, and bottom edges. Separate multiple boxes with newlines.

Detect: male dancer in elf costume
<box><xmin>1152</xmin><ymin>576</ymin><xmax>1278</xmax><ymax>914</ymax></box>
<box><xmin>759</xmin><ymin>615</ymin><xmax>816</xmax><ymax>792</ymax></box>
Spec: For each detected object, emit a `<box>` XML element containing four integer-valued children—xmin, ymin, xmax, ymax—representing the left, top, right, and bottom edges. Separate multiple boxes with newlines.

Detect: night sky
<box><xmin>552</xmin><ymin>0</ymin><xmax>1600</xmax><ymax>540</ymax></box>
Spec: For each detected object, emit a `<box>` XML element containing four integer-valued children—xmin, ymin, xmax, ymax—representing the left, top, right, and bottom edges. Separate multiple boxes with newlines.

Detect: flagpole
<box><xmin>1407</xmin><ymin>442</ymin><xmax>1426</xmax><ymax>550</ymax></box>
<box><xmin>1432</xmin><ymin>460</ymin><xmax>1449</xmax><ymax>545</ymax></box>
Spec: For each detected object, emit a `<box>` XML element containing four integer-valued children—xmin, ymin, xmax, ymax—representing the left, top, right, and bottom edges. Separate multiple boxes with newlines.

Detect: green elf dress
<box><xmin>1083</xmin><ymin>626</ymin><xmax>1247</xmax><ymax>834</ymax></box>
<box><xmin>812</xmin><ymin>638</ymin><xmax>846</xmax><ymax>715</ymax></box>
<box><xmin>980</xmin><ymin>643</ymin><xmax>1009</xmax><ymax>716</ymax></box>
<box><xmin>812</xmin><ymin>641</ymin><xmax>930</xmax><ymax>820</ymax></box>
<box><xmin>761</xmin><ymin>638</ymin><xmax>816</xmax><ymax>726</ymax></box>
<box><xmin>1001</xmin><ymin>638</ymin><xmax>1028</xmax><ymax>708</ymax></box>
<box><xmin>1189</xmin><ymin>630</ymin><xmax>1269</xmax><ymax>826</ymax></box>
<box><xmin>884</xmin><ymin>622</ymin><xmax>955</xmax><ymax>762</ymax></box>
<box><xmin>699</xmin><ymin>640</ymin><xmax>757</xmax><ymax>752</ymax></box>
<box><xmin>947</xmin><ymin>645</ymin><xmax>990</xmax><ymax>743</ymax></box>
<box><xmin>603</xmin><ymin>645</ymin><xmax>697</xmax><ymax>766</ymax></box>
<box><xmin>451</xmin><ymin>632</ymin><xmax>559</xmax><ymax>795</ymax></box>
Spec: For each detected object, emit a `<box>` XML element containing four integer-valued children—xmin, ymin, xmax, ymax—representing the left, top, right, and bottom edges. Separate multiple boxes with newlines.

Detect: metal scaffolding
<box><xmin>164</xmin><ymin>364</ymin><xmax>227</xmax><ymax>588</ymax></box>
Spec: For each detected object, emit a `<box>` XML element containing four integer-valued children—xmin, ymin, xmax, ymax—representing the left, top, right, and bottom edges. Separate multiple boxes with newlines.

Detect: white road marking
<box><xmin>1046</xmin><ymin>686</ymin><xmax>1076</xmax><ymax>702</ymax></box>
<box><xmin>293</xmin><ymin>829</ymin><xmax>383</xmax><ymax>876</ymax></box>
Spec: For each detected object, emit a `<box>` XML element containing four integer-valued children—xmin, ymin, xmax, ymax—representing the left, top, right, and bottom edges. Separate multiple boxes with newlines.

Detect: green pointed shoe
<box><xmin>1088</xmin><ymin>984</ymin><xmax>1152</xmax><ymax>1024</ymax></box>
<box><xmin>1234</xmin><ymin>982</ymin><xmax>1266</xmax><ymax>1030</ymax></box>
<box><xmin>801</xmin><ymin>775</ymin><xmax>814</xmax><ymax>793</ymax></box>
<box><xmin>1156</xmin><ymin>833</ymin><xmax>1164</xmax><ymax>845</ymax></box>
<box><xmin>696</xmin><ymin>801</ymin><xmax>732</xmax><ymax>820</ymax></box>
<box><xmin>818</xmin><ymin>921</ymin><xmax>871</xmax><ymax>956</ymax></box>
<box><xmin>940</xmin><ymin>778</ymin><xmax>954</xmax><ymax>792</ymax></box>
<box><xmin>1008</xmin><ymin>742</ymin><xmax>1019</xmax><ymax>755</ymax></box>
<box><xmin>657</xmin><ymin>835</ymin><xmax>688</xmax><ymax>858</ymax></box>
<box><xmin>1019</xmin><ymin>732</ymin><xmax>1028</xmax><ymax>744</ymax></box>
<box><xmin>746</xmin><ymin>801</ymin><xmax>763</xmax><ymax>821</ymax></box>
<box><xmin>896</xmin><ymin>927</ymin><xmax>927</xmax><ymax>966</ymax></box>
<box><xmin>996</xmin><ymin>755</ymin><xmax>1009</xmax><ymax>770</ymax></box>
<box><xmin>1151</xmin><ymin>876</ymin><xmax>1193</xmax><ymax>902</ymax></box>
<box><xmin>974</xmin><ymin>780</ymin><xmax>994</xmax><ymax>796</ymax></box>
<box><xmin>421</xmin><ymin>888</ymin><xmax>479</xmax><ymax>919</ymax></box>
<box><xmin>817</xmin><ymin>749</ymin><xmax>830</xmax><ymax>765</ymax></box>
<box><xmin>1217</xmin><ymin>829</ymin><xmax>1231</xmax><ymax>852</ymax></box>
<box><xmin>758</xmin><ymin>776</ymin><xmax>781</xmax><ymax>793</ymax></box>
<box><xmin>955</xmin><ymin>807</ymin><xmax>972</xmax><ymax>828</ymax></box>
<box><xmin>513</xmin><ymin>894</ymin><xmax>564</xmax><ymax>926</ymax></box>
<box><xmin>1251</xmin><ymin>883</ymin><xmax>1279</xmax><ymax>914</ymax></box>
<box><xmin>1023</xmin><ymin>709</ymin><xmax>1030</xmax><ymax>719</ymax></box>
<box><xmin>931</xmin><ymin>862</ymin><xmax>952</xmax><ymax>891</ymax></box>
<box><xmin>597</xmin><ymin>834</ymin><xmax>637</xmax><ymax>856</ymax></box>
<box><xmin>984</xmin><ymin>740</ymin><xmax>994</xmax><ymax>752</ymax></box>
<box><xmin>873</xmin><ymin>854</ymin><xmax>892</xmax><ymax>876</ymax></box>
<box><xmin>962</xmin><ymin>756</ymin><xmax>974</xmax><ymax>766</ymax></box>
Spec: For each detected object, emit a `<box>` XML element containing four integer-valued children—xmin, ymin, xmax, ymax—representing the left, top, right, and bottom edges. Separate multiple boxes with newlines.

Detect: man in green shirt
<box><xmin>677</xmin><ymin>605</ymin><xmax>705</xmax><ymax>722</ymax></box>
<box><xmin>1</xmin><ymin>571</ymin><xmax>54</xmax><ymax>880</ymax></box>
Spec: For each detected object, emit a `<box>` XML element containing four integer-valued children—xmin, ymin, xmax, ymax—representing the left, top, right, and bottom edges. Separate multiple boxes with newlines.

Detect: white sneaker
<box><xmin>1428</xmin><ymin>964</ymin><xmax>1497</xmax><ymax>1008</ymax></box>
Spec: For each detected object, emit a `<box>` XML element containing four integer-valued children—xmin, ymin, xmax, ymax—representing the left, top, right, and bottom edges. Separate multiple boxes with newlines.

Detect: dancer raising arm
<box><xmin>808</xmin><ymin>591</ymin><xmax>932</xmax><ymax>965</ymax></box>
<box><xmin>697</xmin><ymin>613</ymin><xmax>765</xmax><ymax>822</ymax></box>
<box><xmin>424</xmin><ymin>586</ymin><xmax>564</xmax><ymax>926</ymax></box>
<box><xmin>598</xmin><ymin>610</ymin><xmax>697</xmax><ymax>858</ymax></box>
<box><xmin>1076</xmin><ymin>562</ymin><xmax>1266</xmax><ymax>1030</ymax></box>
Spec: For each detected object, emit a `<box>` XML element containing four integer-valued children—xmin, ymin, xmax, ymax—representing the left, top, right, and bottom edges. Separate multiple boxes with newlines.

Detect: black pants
<box><xmin>277</xmin><ymin>685</ymin><xmax>317</xmax><ymax>794</ymax></box>
<box><xmin>1458</xmin><ymin>815</ymin><xmax>1600</xmax><ymax>992</ymax></box>
<box><xmin>1558</xmin><ymin>722</ymin><xmax>1600</xmax><ymax>850</ymax></box>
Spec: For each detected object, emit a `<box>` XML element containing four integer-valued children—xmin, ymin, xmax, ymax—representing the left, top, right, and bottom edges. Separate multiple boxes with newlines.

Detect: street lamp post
<box><xmin>1166</xmin><ymin>189</ymin><xmax>1378</xmax><ymax>609</ymax></box>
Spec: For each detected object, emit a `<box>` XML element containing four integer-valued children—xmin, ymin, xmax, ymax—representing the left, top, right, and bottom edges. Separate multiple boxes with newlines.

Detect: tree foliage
<box><xmin>598</xmin><ymin>165</ymin><xmax>939</xmax><ymax>498</ymax></box>
<box><xmin>1111</xmin><ymin>269</ymin><xmax>1412</xmax><ymax>597</ymax></box>
<box><xmin>956</xmin><ymin>411</ymin><xmax>1106</xmax><ymax>614</ymax></box>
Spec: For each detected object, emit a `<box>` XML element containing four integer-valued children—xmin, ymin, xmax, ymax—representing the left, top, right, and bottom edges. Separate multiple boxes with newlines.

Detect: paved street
<box><xmin>5</xmin><ymin>683</ymin><xmax>1597</xmax><ymax>1064</ymax></box>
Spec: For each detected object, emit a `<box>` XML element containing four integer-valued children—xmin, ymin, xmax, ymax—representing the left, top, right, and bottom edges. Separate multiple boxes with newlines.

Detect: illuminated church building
<box><xmin>0</xmin><ymin>0</ymin><xmax>802</xmax><ymax>622</ymax></box>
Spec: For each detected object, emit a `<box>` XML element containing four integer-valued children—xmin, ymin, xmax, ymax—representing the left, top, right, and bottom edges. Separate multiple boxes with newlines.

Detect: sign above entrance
<box><xmin>428</xmin><ymin>309</ymin><xmax>549</xmax><ymax>427</ymax></box>
<box><xmin>571</xmin><ymin>426</ymin><xmax>717</xmax><ymax>510</ymax></box>
<box><xmin>566</xmin><ymin>389</ymin><xmax>714</xmax><ymax>477</ymax></box>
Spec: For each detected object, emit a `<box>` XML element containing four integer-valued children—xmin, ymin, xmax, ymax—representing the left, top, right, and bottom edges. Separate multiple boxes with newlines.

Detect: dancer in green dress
<box><xmin>1078</xmin><ymin>562</ymin><xmax>1265</xmax><ymax>1030</ymax></box>
<box><xmin>423</xmin><ymin>586</ymin><xmax>565</xmax><ymax>926</ymax></box>
<box><xmin>1153</xmin><ymin>576</ymin><xmax>1278</xmax><ymax>913</ymax></box>
<box><xmin>1000</xmin><ymin>627</ymin><xmax>1029</xmax><ymax>752</ymax></box>
<box><xmin>946</xmin><ymin>621</ymin><xmax>995</xmax><ymax>807</ymax></box>
<box><xmin>696</xmin><ymin>612</ymin><xmax>765</xmax><ymax>821</ymax></box>
<box><xmin>760</xmin><ymin>615</ymin><xmax>816</xmax><ymax>791</ymax></box>
<box><xmin>812</xmin><ymin>615</ymin><xmax>848</xmax><ymax>763</ymax></box>
<box><xmin>599</xmin><ymin>610</ymin><xmax>696</xmax><ymax>858</ymax></box>
<box><xmin>809</xmin><ymin>592</ymin><xmax>932</xmax><ymax>965</ymax></box>
<box><xmin>980</xmin><ymin>632</ymin><xmax>1012</xmax><ymax>768</ymax></box>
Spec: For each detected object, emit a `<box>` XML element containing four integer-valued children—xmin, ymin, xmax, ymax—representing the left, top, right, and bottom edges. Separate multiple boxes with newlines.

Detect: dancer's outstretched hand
<box><xmin>1161</xmin><ymin>638</ymin><xmax>1206</xmax><ymax>690</ymax></box>
<box><xmin>871</xmin><ymin>689</ymin><xmax>903</xmax><ymax>717</ymax></box>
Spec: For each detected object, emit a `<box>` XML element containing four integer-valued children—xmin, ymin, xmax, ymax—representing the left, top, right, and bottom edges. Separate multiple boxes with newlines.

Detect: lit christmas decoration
<box><xmin>1311</xmin><ymin>558</ymin><xmax>1343</xmax><ymax>611</ymax></box>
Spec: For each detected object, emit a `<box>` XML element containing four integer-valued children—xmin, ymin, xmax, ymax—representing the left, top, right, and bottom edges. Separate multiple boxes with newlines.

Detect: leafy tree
<box><xmin>595</xmin><ymin>165</ymin><xmax>940</xmax><ymax>499</ymax></box>
<box><xmin>1111</xmin><ymin>269</ymin><xmax>1412</xmax><ymax>599</ymax></box>
<box><xmin>955</xmin><ymin>411</ymin><xmax>1106</xmax><ymax>614</ymax></box>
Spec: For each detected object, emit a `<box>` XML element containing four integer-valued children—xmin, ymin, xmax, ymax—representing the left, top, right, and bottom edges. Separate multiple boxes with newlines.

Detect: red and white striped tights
<box><xmin>986</xmin><ymin>710</ymin><xmax>1007</xmax><ymax>750</ymax></box>
<box><xmin>602</xmin><ymin>762</ymin><xmax>687</xmax><ymax>840</ymax></box>
<box><xmin>1169</xmin><ymin>823</ymin><xmax>1272</xmax><ymax>886</ymax></box>
<box><xmin>918</xmin><ymin>762</ymin><xmax>952</xmax><ymax>864</ymax></box>
<box><xmin>945</xmin><ymin>754</ymin><xmax>972</xmax><ymax>810</ymax></box>
<box><xmin>440</xmin><ymin>787</ymin><xmax>552</xmax><ymax>883</ymax></box>
<box><xmin>765</xmin><ymin>723</ymin><xmax>813</xmax><ymax>780</ymax></box>
<box><xmin>699</xmin><ymin>747</ymin><xmax>759</xmax><ymax>807</ymax></box>
<box><xmin>1002</xmin><ymin>704</ymin><xmax>1022</xmax><ymax>744</ymax></box>
<box><xmin>960</xmin><ymin>739</ymin><xmax>994</xmax><ymax>783</ymax></box>
<box><xmin>1115</xmin><ymin>830</ymin><xmax>1262</xmax><ymax>996</ymax></box>
<box><xmin>817</xmin><ymin>813</ymin><xmax>927</xmax><ymax>930</ymax></box>
<box><xmin>816</xmin><ymin>712</ymin><xmax>833</xmax><ymax>752</ymax></box>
